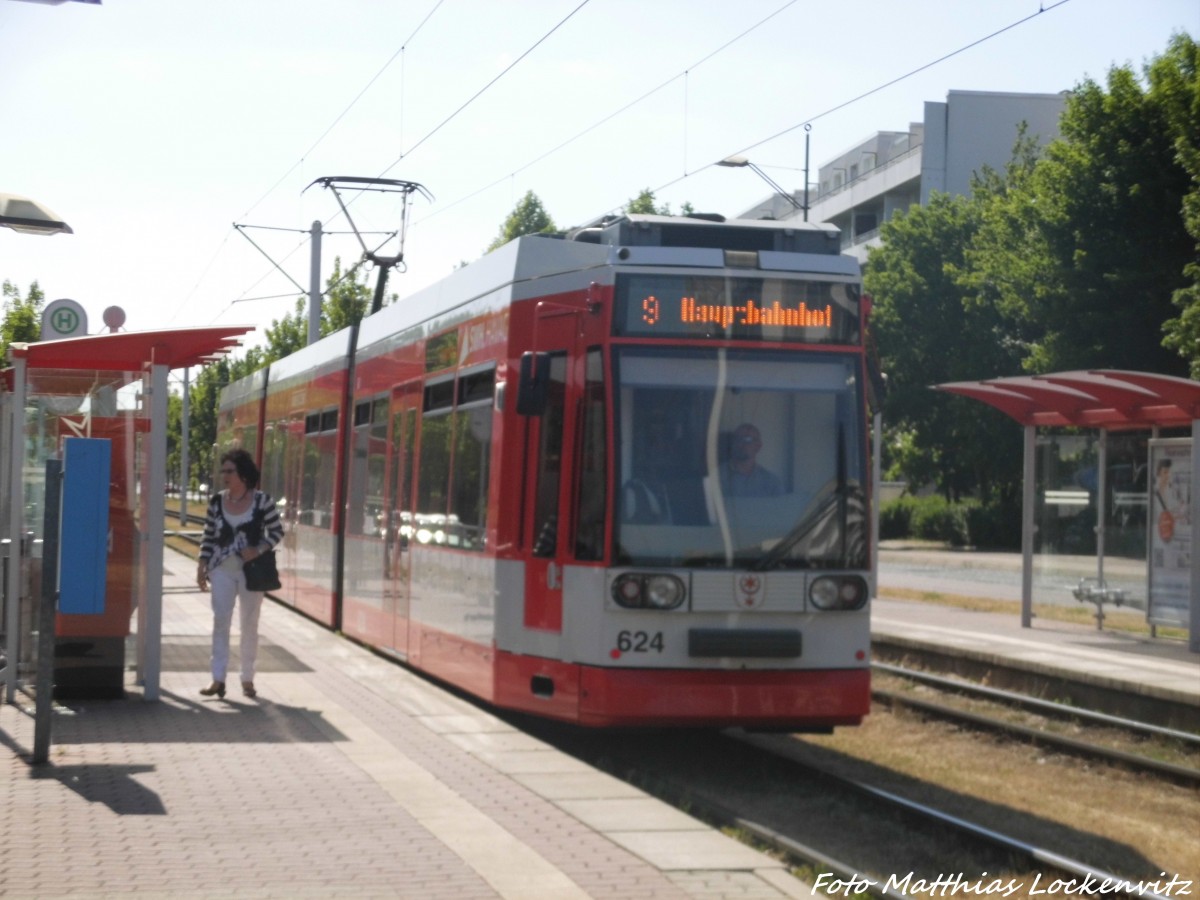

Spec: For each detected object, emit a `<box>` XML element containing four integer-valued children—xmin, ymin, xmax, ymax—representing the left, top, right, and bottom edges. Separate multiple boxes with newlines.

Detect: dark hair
<box><xmin>221</xmin><ymin>448</ymin><xmax>260</xmax><ymax>490</ymax></box>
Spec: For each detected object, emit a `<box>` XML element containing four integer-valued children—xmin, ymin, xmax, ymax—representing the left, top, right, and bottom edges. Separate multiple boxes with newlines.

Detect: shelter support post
<box><xmin>871</xmin><ymin>410</ymin><xmax>881</xmax><ymax>600</ymax></box>
<box><xmin>4</xmin><ymin>357</ymin><xmax>27</xmax><ymax>702</ymax></box>
<box><xmin>136</xmin><ymin>362</ymin><xmax>168</xmax><ymax>699</ymax></box>
<box><xmin>1096</xmin><ymin>430</ymin><xmax>1107</xmax><ymax>586</ymax></box>
<box><xmin>1021</xmin><ymin>424</ymin><xmax>1035</xmax><ymax>629</ymax></box>
<box><xmin>1191</xmin><ymin>420</ymin><xmax>1199</xmax><ymax>654</ymax></box>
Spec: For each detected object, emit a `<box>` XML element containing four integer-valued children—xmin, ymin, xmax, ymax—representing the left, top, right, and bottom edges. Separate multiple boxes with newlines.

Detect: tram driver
<box><xmin>720</xmin><ymin>423</ymin><xmax>783</xmax><ymax>498</ymax></box>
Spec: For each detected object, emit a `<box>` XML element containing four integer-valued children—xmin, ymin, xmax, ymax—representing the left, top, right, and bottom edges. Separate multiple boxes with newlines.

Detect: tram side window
<box><xmin>531</xmin><ymin>355</ymin><xmax>568</xmax><ymax>558</ymax></box>
<box><xmin>449</xmin><ymin>368</ymin><xmax>494</xmax><ymax>552</ymax></box>
<box><xmin>261</xmin><ymin>422</ymin><xmax>284</xmax><ymax>511</ymax></box>
<box><xmin>346</xmin><ymin>397</ymin><xmax>389</xmax><ymax>536</ymax></box>
<box><xmin>416</xmin><ymin>377</ymin><xmax>454</xmax><ymax>543</ymax></box>
<box><xmin>302</xmin><ymin>408</ymin><xmax>339</xmax><ymax>528</ymax></box>
<box><xmin>413</xmin><ymin>370</ymin><xmax>494</xmax><ymax>551</ymax></box>
<box><xmin>574</xmin><ymin>349</ymin><xmax>606</xmax><ymax>561</ymax></box>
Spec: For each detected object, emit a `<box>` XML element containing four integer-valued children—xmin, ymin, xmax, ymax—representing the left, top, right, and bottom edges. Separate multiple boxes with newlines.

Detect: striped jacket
<box><xmin>198</xmin><ymin>490</ymin><xmax>284</xmax><ymax>571</ymax></box>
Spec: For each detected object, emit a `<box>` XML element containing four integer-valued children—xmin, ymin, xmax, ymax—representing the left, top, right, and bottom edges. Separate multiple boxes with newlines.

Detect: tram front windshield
<box><xmin>613</xmin><ymin>347</ymin><xmax>866</xmax><ymax>570</ymax></box>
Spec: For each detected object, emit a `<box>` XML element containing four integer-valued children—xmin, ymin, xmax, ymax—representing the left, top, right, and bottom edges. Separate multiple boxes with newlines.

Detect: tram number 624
<box><xmin>616</xmin><ymin>631</ymin><xmax>664</xmax><ymax>653</ymax></box>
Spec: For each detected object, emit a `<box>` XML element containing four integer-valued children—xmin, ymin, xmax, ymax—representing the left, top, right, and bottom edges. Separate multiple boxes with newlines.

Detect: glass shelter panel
<box><xmin>1033</xmin><ymin>429</ymin><xmax>1151</xmax><ymax>612</ymax></box>
<box><xmin>2</xmin><ymin>369</ymin><xmax>146</xmax><ymax>698</ymax></box>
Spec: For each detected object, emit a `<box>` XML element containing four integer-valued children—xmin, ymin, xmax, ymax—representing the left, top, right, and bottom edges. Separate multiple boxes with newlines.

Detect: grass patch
<box><xmin>876</xmin><ymin>586</ymin><xmax>1187</xmax><ymax>640</ymax></box>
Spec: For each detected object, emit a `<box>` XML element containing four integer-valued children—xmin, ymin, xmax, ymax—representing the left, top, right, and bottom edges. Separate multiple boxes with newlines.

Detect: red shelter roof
<box><xmin>936</xmin><ymin>370</ymin><xmax>1200</xmax><ymax>429</ymax></box>
<box><xmin>6</xmin><ymin>326</ymin><xmax>254</xmax><ymax>372</ymax></box>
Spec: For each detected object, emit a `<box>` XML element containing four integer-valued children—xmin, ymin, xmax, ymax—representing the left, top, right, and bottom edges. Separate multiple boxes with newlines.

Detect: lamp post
<box><xmin>717</xmin><ymin>147</ymin><xmax>810</xmax><ymax>221</ymax></box>
<box><xmin>0</xmin><ymin>193</ymin><xmax>74</xmax><ymax>236</ymax></box>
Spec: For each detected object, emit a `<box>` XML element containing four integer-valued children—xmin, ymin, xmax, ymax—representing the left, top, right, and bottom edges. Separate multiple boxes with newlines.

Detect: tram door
<box><xmin>387</xmin><ymin>382</ymin><xmax>420</xmax><ymax>658</ymax></box>
<box><xmin>523</xmin><ymin>308</ymin><xmax>582</xmax><ymax>633</ymax></box>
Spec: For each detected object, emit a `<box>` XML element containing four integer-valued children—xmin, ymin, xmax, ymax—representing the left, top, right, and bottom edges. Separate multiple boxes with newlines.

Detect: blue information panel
<box><xmin>60</xmin><ymin>437</ymin><xmax>111</xmax><ymax>615</ymax></box>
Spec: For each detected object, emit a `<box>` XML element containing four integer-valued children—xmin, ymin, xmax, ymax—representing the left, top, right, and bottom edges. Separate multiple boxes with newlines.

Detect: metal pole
<box><xmin>871</xmin><ymin>410</ymin><xmax>882</xmax><ymax>600</ymax></box>
<box><xmin>1021</xmin><ymin>424</ymin><xmax>1036</xmax><ymax>628</ymax></box>
<box><xmin>1096</xmin><ymin>430</ymin><xmax>1107</xmax><ymax>586</ymax></box>
<box><xmin>137</xmin><ymin>363</ymin><xmax>169</xmax><ymax>700</ymax></box>
<box><xmin>803</xmin><ymin>125</ymin><xmax>811</xmax><ymax>222</ymax></box>
<box><xmin>1190</xmin><ymin>421</ymin><xmax>1199</xmax><ymax>654</ymax></box>
<box><xmin>180</xmin><ymin>367</ymin><xmax>189</xmax><ymax>526</ymax></box>
<box><xmin>5</xmin><ymin>356</ymin><xmax>27</xmax><ymax>702</ymax></box>
<box><xmin>308</xmin><ymin>220</ymin><xmax>322</xmax><ymax>346</ymax></box>
<box><xmin>33</xmin><ymin>458</ymin><xmax>62</xmax><ymax>765</ymax></box>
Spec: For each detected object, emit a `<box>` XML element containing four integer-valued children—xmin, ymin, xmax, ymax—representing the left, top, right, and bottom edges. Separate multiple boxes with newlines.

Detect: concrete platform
<box><xmin>871</xmin><ymin>597</ymin><xmax>1200</xmax><ymax>714</ymax></box>
<box><xmin>0</xmin><ymin>549</ymin><xmax>809</xmax><ymax>900</ymax></box>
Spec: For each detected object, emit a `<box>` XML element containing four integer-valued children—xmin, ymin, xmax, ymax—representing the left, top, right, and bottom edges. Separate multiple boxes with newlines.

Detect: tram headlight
<box><xmin>610</xmin><ymin>573</ymin><xmax>687</xmax><ymax>610</ymax></box>
<box><xmin>644</xmin><ymin>575</ymin><xmax>685</xmax><ymax>609</ymax></box>
<box><xmin>809</xmin><ymin>575</ymin><xmax>868</xmax><ymax>611</ymax></box>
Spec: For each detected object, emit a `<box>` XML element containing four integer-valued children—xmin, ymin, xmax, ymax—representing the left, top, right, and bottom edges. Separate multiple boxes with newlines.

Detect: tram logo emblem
<box><xmin>735</xmin><ymin>574</ymin><xmax>764</xmax><ymax>609</ymax></box>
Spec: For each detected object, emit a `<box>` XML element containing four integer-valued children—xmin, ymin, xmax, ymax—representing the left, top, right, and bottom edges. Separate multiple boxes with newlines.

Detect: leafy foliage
<box><xmin>624</xmin><ymin>188</ymin><xmax>693</xmax><ymax>216</ymax></box>
<box><xmin>1</xmin><ymin>279</ymin><xmax>45</xmax><ymax>358</ymax></box>
<box><xmin>866</xmin><ymin>191</ymin><xmax>1025</xmax><ymax>503</ymax></box>
<box><xmin>1152</xmin><ymin>33</ymin><xmax>1200</xmax><ymax>377</ymax></box>
<box><xmin>486</xmin><ymin>191</ymin><xmax>556</xmax><ymax>252</ymax></box>
<box><xmin>868</xmin><ymin>34</ymin><xmax>1199</xmax><ymax>525</ymax></box>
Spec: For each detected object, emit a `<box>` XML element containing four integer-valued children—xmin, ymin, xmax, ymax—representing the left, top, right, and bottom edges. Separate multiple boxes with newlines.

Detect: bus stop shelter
<box><xmin>936</xmin><ymin>369</ymin><xmax>1200</xmax><ymax>653</ymax></box>
<box><xmin>1</xmin><ymin>326</ymin><xmax>252</xmax><ymax>704</ymax></box>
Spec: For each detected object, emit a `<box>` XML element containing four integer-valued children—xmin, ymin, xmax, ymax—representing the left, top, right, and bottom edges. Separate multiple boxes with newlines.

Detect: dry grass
<box><xmin>799</xmin><ymin>703</ymin><xmax>1200</xmax><ymax>896</ymax></box>
<box><xmin>877</xmin><ymin>585</ymin><xmax>1189</xmax><ymax>641</ymax></box>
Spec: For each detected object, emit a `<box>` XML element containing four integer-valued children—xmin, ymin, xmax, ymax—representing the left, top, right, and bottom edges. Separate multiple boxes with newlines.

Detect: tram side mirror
<box><xmin>516</xmin><ymin>351</ymin><xmax>550</xmax><ymax>416</ymax></box>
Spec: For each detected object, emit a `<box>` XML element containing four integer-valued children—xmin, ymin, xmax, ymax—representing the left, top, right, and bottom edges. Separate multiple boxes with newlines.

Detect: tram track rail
<box><xmin>525</xmin><ymin>718</ymin><xmax>1187</xmax><ymax>900</ymax></box>
<box><xmin>728</xmin><ymin>730</ymin><xmax>1185</xmax><ymax>900</ymax></box>
<box><xmin>872</xmin><ymin>662</ymin><xmax>1200</xmax><ymax>787</ymax></box>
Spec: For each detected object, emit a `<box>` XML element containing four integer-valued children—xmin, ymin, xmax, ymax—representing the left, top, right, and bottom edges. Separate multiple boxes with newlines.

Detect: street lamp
<box><xmin>0</xmin><ymin>193</ymin><xmax>73</xmax><ymax>236</ymax></box>
<box><xmin>717</xmin><ymin>156</ymin><xmax>806</xmax><ymax>219</ymax></box>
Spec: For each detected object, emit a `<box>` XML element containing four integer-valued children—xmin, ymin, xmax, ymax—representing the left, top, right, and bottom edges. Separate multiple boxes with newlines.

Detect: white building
<box><xmin>738</xmin><ymin>90</ymin><xmax>1069</xmax><ymax>261</ymax></box>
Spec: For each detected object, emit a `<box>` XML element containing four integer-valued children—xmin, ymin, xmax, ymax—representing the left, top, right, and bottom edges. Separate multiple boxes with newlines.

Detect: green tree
<box><xmin>486</xmin><ymin>191</ymin><xmax>556</xmax><ymax>252</ymax></box>
<box><xmin>1001</xmin><ymin>49</ymin><xmax>1194</xmax><ymax>376</ymax></box>
<box><xmin>1</xmin><ymin>279</ymin><xmax>45</xmax><ymax>358</ymax></box>
<box><xmin>179</xmin><ymin>257</ymin><xmax>378</xmax><ymax>486</ymax></box>
<box><xmin>865</xmin><ymin>191</ymin><xmax>1025</xmax><ymax>503</ymax></box>
<box><xmin>1152</xmin><ymin>33</ymin><xmax>1200</xmax><ymax>377</ymax></box>
<box><xmin>625</xmin><ymin>188</ymin><xmax>664</xmax><ymax>215</ymax></box>
<box><xmin>257</xmin><ymin>257</ymin><xmax>374</xmax><ymax>363</ymax></box>
<box><xmin>187</xmin><ymin>357</ymin><xmax>230</xmax><ymax>492</ymax></box>
<box><xmin>623</xmin><ymin>188</ymin><xmax>694</xmax><ymax>216</ymax></box>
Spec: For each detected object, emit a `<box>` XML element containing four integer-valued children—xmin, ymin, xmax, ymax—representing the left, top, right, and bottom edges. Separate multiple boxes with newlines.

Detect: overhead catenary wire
<box><xmin>629</xmin><ymin>0</ymin><xmax>1074</xmax><ymax>207</ymax></box>
<box><xmin>173</xmin><ymin>0</ymin><xmax>446</xmax><ymax>325</ymax></box>
<box><xmin>195</xmin><ymin>0</ymin><xmax>1075</xmax><ymax>333</ymax></box>
<box><xmin>376</xmin><ymin>0</ymin><xmax>593</xmax><ymax>179</ymax></box>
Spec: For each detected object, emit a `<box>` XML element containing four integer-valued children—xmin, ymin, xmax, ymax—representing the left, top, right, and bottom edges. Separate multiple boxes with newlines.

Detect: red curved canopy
<box><xmin>936</xmin><ymin>370</ymin><xmax>1200</xmax><ymax>429</ymax></box>
<box><xmin>7</xmin><ymin>326</ymin><xmax>254</xmax><ymax>371</ymax></box>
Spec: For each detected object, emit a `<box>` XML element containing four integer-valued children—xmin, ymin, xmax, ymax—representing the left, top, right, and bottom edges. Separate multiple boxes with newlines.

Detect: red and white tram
<box><xmin>218</xmin><ymin>214</ymin><xmax>873</xmax><ymax>729</ymax></box>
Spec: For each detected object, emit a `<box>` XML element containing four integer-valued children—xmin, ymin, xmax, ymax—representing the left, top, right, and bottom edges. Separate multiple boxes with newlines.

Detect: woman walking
<box><xmin>196</xmin><ymin>449</ymin><xmax>284</xmax><ymax>699</ymax></box>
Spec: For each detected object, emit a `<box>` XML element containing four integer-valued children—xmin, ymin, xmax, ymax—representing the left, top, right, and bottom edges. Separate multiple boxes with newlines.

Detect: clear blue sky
<box><xmin>1</xmin><ymin>0</ymin><xmax>1196</xmax><ymax>348</ymax></box>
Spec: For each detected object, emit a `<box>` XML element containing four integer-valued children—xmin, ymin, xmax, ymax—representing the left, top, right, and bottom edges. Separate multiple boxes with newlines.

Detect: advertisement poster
<box><xmin>1148</xmin><ymin>438</ymin><xmax>1193</xmax><ymax>626</ymax></box>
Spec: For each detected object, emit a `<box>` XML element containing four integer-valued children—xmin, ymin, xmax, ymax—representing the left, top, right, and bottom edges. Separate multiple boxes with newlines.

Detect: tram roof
<box><xmin>935</xmin><ymin>370</ymin><xmax>1200</xmax><ymax>429</ymax></box>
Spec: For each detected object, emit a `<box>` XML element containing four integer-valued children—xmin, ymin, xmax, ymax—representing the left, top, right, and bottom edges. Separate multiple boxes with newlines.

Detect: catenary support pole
<box><xmin>308</xmin><ymin>220</ymin><xmax>322</xmax><ymax>346</ymax></box>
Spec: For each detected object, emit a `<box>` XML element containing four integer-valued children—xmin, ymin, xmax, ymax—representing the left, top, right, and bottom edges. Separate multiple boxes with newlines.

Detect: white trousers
<box><xmin>208</xmin><ymin>556</ymin><xmax>264</xmax><ymax>683</ymax></box>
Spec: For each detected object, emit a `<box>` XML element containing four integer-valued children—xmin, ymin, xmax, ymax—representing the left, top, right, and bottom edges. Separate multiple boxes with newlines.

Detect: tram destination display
<box><xmin>614</xmin><ymin>274</ymin><xmax>859</xmax><ymax>343</ymax></box>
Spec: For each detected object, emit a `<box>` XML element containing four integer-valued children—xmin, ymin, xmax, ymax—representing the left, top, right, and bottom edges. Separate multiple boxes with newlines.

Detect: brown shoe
<box><xmin>200</xmin><ymin>681</ymin><xmax>225</xmax><ymax>699</ymax></box>
<box><xmin>242</xmin><ymin>681</ymin><xmax>257</xmax><ymax>698</ymax></box>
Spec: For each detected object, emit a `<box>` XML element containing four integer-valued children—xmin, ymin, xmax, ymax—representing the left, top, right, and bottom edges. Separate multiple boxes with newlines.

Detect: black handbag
<box><xmin>243</xmin><ymin>549</ymin><xmax>281</xmax><ymax>592</ymax></box>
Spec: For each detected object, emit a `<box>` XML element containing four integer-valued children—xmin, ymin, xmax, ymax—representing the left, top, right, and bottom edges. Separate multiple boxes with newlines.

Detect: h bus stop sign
<box><xmin>41</xmin><ymin>298</ymin><xmax>88</xmax><ymax>340</ymax></box>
